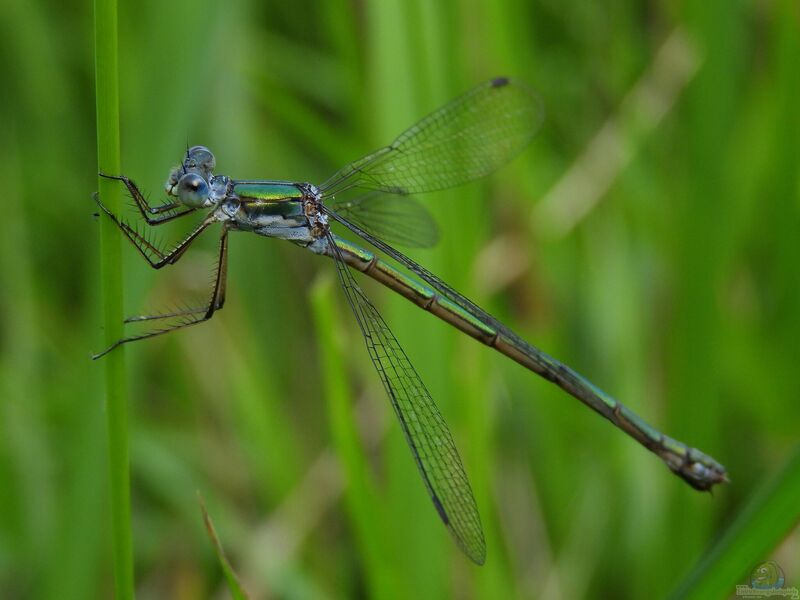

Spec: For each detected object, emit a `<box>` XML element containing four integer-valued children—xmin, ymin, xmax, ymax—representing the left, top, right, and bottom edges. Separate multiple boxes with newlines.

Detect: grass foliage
<box><xmin>1</xmin><ymin>0</ymin><xmax>798</xmax><ymax>598</ymax></box>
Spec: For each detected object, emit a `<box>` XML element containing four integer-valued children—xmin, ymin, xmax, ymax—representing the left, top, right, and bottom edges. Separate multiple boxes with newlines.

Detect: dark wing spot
<box><xmin>490</xmin><ymin>76</ymin><xmax>510</xmax><ymax>88</ymax></box>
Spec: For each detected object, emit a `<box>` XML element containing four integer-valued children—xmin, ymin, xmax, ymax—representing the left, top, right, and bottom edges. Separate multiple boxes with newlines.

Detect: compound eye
<box><xmin>176</xmin><ymin>173</ymin><xmax>210</xmax><ymax>207</ymax></box>
<box><xmin>185</xmin><ymin>145</ymin><xmax>216</xmax><ymax>174</ymax></box>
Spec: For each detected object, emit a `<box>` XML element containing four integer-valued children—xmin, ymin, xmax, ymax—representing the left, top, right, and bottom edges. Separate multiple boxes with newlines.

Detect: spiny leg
<box><xmin>124</xmin><ymin>307</ymin><xmax>205</xmax><ymax>324</ymax></box>
<box><xmin>93</xmin><ymin>192</ymin><xmax>215</xmax><ymax>269</ymax></box>
<box><xmin>99</xmin><ymin>173</ymin><xmax>196</xmax><ymax>225</ymax></box>
<box><xmin>92</xmin><ymin>226</ymin><xmax>230</xmax><ymax>359</ymax></box>
<box><xmin>123</xmin><ymin>223</ymin><xmax>229</xmax><ymax>324</ymax></box>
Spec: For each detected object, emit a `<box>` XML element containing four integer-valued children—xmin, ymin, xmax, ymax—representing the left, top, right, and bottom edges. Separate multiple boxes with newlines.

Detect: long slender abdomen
<box><xmin>328</xmin><ymin>236</ymin><xmax>728</xmax><ymax>491</ymax></box>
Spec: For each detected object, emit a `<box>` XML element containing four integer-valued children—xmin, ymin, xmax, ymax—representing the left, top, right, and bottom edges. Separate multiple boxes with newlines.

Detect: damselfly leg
<box><xmin>92</xmin><ymin>224</ymin><xmax>229</xmax><ymax>359</ymax></box>
<box><xmin>92</xmin><ymin>192</ymin><xmax>215</xmax><ymax>269</ymax></box>
<box><xmin>99</xmin><ymin>173</ymin><xmax>197</xmax><ymax>224</ymax></box>
<box><xmin>92</xmin><ymin>178</ymin><xmax>229</xmax><ymax>359</ymax></box>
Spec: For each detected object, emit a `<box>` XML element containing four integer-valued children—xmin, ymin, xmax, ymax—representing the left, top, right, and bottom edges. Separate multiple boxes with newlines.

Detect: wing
<box><xmin>319</xmin><ymin>77</ymin><xmax>543</xmax><ymax>197</ymax></box>
<box><xmin>326</xmin><ymin>232</ymin><xmax>486</xmax><ymax>565</ymax></box>
<box><xmin>326</xmin><ymin>191</ymin><xmax>439</xmax><ymax>249</ymax></box>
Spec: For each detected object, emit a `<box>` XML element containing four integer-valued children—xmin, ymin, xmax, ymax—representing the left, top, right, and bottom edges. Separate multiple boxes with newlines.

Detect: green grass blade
<box><xmin>94</xmin><ymin>0</ymin><xmax>133</xmax><ymax>596</ymax></box>
<box><xmin>199</xmin><ymin>494</ymin><xmax>251</xmax><ymax>600</ymax></box>
<box><xmin>670</xmin><ymin>445</ymin><xmax>800</xmax><ymax>600</ymax></box>
<box><xmin>309</xmin><ymin>273</ymin><xmax>402</xmax><ymax>600</ymax></box>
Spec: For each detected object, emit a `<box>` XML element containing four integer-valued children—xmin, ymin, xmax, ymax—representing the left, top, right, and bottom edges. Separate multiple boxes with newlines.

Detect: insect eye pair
<box><xmin>176</xmin><ymin>173</ymin><xmax>210</xmax><ymax>207</ymax></box>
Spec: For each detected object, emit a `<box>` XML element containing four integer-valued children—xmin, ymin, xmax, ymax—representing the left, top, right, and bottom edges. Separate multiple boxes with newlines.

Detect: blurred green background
<box><xmin>1</xmin><ymin>0</ymin><xmax>799</xmax><ymax>598</ymax></box>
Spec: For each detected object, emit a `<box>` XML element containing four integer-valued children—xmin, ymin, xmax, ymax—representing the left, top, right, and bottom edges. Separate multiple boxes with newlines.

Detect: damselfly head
<box><xmin>164</xmin><ymin>145</ymin><xmax>217</xmax><ymax>196</ymax></box>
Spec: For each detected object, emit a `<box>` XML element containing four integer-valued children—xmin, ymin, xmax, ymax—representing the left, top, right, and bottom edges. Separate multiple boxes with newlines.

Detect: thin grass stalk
<box><xmin>199</xmin><ymin>495</ymin><xmax>250</xmax><ymax>600</ymax></box>
<box><xmin>309</xmin><ymin>274</ymin><xmax>401</xmax><ymax>600</ymax></box>
<box><xmin>94</xmin><ymin>0</ymin><xmax>133</xmax><ymax>596</ymax></box>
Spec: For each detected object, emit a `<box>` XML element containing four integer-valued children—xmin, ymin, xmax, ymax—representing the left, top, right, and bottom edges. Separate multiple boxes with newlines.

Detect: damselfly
<box><xmin>94</xmin><ymin>77</ymin><xmax>727</xmax><ymax>565</ymax></box>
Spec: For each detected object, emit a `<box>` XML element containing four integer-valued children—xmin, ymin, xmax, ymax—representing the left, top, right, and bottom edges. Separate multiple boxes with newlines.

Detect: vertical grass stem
<box><xmin>94</xmin><ymin>0</ymin><xmax>134</xmax><ymax>596</ymax></box>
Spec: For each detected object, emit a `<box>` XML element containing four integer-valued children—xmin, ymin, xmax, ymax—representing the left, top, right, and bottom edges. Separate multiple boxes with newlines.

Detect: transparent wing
<box><xmin>326</xmin><ymin>232</ymin><xmax>486</xmax><ymax>564</ymax></box>
<box><xmin>319</xmin><ymin>77</ymin><xmax>543</xmax><ymax>197</ymax></box>
<box><xmin>327</xmin><ymin>191</ymin><xmax>439</xmax><ymax>248</ymax></box>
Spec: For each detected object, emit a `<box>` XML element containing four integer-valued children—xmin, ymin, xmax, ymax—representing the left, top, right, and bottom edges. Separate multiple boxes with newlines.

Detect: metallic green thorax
<box><xmin>233</xmin><ymin>181</ymin><xmax>304</xmax><ymax>201</ymax></box>
<box><xmin>232</xmin><ymin>181</ymin><xmax>306</xmax><ymax>221</ymax></box>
